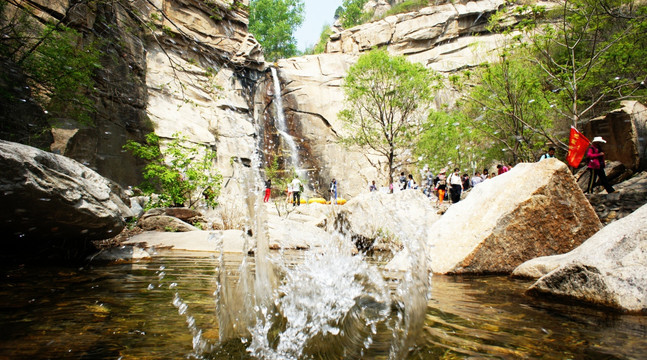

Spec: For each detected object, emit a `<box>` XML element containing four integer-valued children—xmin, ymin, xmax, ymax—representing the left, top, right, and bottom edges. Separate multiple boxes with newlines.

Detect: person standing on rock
<box><xmin>330</xmin><ymin>178</ymin><xmax>338</xmax><ymax>203</ymax></box>
<box><xmin>447</xmin><ymin>168</ymin><xmax>463</xmax><ymax>203</ymax></box>
<box><xmin>586</xmin><ymin>137</ymin><xmax>616</xmax><ymax>194</ymax></box>
<box><xmin>264</xmin><ymin>178</ymin><xmax>271</xmax><ymax>203</ymax></box>
<box><xmin>291</xmin><ymin>176</ymin><xmax>303</xmax><ymax>206</ymax></box>
<box><xmin>369</xmin><ymin>180</ymin><xmax>377</xmax><ymax>192</ymax></box>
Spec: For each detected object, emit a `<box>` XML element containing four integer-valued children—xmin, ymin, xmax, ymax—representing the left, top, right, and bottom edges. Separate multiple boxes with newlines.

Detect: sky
<box><xmin>294</xmin><ymin>0</ymin><xmax>344</xmax><ymax>51</ymax></box>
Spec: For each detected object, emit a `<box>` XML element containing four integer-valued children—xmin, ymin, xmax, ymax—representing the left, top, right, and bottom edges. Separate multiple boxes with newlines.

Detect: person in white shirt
<box><xmin>290</xmin><ymin>176</ymin><xmax>302</xmax><ymax>206</ymax></box>
<box><xmin>447</xmin><ymin>168</ymin><xmax>463</xmax><ymax>203</ymax></box>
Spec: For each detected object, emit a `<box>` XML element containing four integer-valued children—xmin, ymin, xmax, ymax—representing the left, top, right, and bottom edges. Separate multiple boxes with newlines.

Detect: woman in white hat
<box><xmin>586</xmin><ymin>136</ymin><xmax>615</xmax><ymax>194</ymax></box>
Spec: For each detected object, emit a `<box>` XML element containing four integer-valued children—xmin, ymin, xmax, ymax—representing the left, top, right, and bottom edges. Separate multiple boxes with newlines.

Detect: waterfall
<box><xmin>270</xmin><ymin>67</ymin><xmax>303</xmax><ymax>177</ymax></box>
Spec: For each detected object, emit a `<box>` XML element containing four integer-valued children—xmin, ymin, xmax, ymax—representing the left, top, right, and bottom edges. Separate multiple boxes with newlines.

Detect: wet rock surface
<box><xmin>517</xmin><ymin>203</ymin><xmax>647</xmax><ymax>313</ymax></box>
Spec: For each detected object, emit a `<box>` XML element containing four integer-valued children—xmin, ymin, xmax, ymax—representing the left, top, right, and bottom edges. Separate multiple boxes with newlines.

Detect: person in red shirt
<box><xmin>497</xmin><ymin>164</ymin><xmax>509</xmax><ymax>175</ymax></box>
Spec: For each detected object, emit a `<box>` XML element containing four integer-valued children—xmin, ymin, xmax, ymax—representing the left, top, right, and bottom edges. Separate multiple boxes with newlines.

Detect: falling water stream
<box><xmin>270</xmin><ymin>67</ymin><xmax>305</xmax><ymax>178</ymax></box>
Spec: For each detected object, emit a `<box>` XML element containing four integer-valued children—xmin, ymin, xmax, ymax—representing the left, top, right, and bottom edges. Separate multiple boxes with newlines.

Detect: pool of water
<box><xmin>0</xmin><ymin>251</ymin><xmax>645</xmax><ymax>359</ymax></box>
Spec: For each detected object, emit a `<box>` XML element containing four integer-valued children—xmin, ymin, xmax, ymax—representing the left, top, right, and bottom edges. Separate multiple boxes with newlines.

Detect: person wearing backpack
<box><xmin>586</xmin><ymin>137</ymin><xmax>615</xmax><ymax>194</ymax></box>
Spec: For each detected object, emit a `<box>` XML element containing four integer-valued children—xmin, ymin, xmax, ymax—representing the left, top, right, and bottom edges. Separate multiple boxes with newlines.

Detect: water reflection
<box><xmin>0</xmin><ymin>252</ymin><xmax>645</xmax><ymax>359</ymax></box>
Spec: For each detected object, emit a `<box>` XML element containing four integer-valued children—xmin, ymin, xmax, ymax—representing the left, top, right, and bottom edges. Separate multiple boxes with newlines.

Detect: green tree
<box><xmin>248</xmin><ymin>0</ymin><xmax>305</xmax><ymax>61</ymax></box>
<box><xmin>124</xmin><ymin>132</ymin><xmax>222</xmax><ymax>209</ymax></box>
<box><xmin>416</xmin><ymin>110</ymin><xmax>496</xmax><ymax>175</ymax></box>
<box><xmin>493</xmin><ymin>0</ymin><xmax>647</xmax><ymax>126</ymax></box>
<box><xmin>339</xmin><ymin>48</ymin><xmax>440</xmax><ymax>187</ymax></box>
<box><xmin>0</xmin><ymin>5</ymin><xmax>101</xmax><ymax>126</ymax></box>
<box><xmin>313</xmin><ymin>24</ymin><xmax>333</xmax><ymax>54</ymax></box>
<box><xmin>338</xmin><ymin>0</ymin><xmax>370</xmax><ymax>28</ymax></box>
<box><xmin>461</xmin><ymin>53</ymin><xmax>559</xmax><ymax>163</ymax></box>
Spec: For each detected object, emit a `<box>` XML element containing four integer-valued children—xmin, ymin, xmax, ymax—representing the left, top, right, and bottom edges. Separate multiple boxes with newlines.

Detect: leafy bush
<box><xmin>124</xmin><ymin>132</ymin><xmax>222</xmax><ymax>209</ymax></box>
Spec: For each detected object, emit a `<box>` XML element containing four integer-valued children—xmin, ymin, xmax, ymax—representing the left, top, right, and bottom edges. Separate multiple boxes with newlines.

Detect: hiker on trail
<box><xmin>447</xmin><ymin>168</ymin><xmax>463</xmax><ymax>204</ymax></box>
<box><xmin>330</xmin><ymin>178</ymin><xmax>338</xmax><ymax>202</ymax></box>
<box><xmin>398</xmin><ymin>172</ymin><xmax>407</xmax><ymax>190</ymax></box>
<box><xmin>369</xmin><ymin>180</ymin><xmax>377</xmax><ymax>192</ymax></box>
<box><xmin>291</xmin><ymin>176</ymin><xmax>303</xmax><ymax>206</ymax></box>
<box><xmin>435</xmin><ymin>169</ymin><xmax>448</xmax><ymax>205</ymax></box>
<box><xmin>461</xmin><ymin>173</ymin><xmax>470</xmax><ymax>191</ymax></box>
<box><xmin>407</xmin><ymin>174</ymin><xmax>417</xmax><ymax>189</ymax></box>
<box><xmin>540</xmin><ymin>147</ymin><xmax>556</xmax><ymax>161</ymax></box>
<box><xmin>264</xmin><ymin>178</ymin><xmax>271</xmax><ymax>203</ymax></box>
<box><xmin>586</xmin><ymin>137</ymin><xmax>615</xmax><ymax>194</ymax></box>
<box><xmin>471</xmin><ymin>171</ymin><xmax>483</xmax><ymax>187</ymax></box>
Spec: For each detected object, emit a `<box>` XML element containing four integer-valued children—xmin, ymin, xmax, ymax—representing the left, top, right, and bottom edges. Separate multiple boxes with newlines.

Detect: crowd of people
<box><xmin>392</xmin><ymin>163</ymin><xmax>509</xmax><ymax>205</ymax></box>
<box><xmin>264</xmin><ymin>136</ymin><xmax>616</xmax><ymax>206</ymax></box>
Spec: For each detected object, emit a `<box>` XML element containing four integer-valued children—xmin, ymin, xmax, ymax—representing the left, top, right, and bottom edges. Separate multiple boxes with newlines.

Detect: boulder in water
<box><xmin>420</xmin><ymin>159</ymin><xmax>602</xmax><ymax>274</ymax></box>
<box><xmin>518</xmin><ymin>203</ymin><xmax>647</xmax><ymax>313</ymax></box>
<box><xmin>0</xmin><ymin>140</ymin><xmax>130</xmax><ymax>258</ymax></box>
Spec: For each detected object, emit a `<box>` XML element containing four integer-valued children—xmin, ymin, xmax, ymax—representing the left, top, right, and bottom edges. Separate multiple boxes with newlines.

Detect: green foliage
<box><xmin>338</xmin><ymin>0</ymin><xmax>371</xmax><ymax>28</ymax></box>
<box><xmin>384</xmin><ymin>0</ymin><xmax>429</xmax><ymax>18</ymax></box>
<box><xmin>248</xmin><ymin>0</ymin><xmax>305</xmax><ymax>61</ymax></box>
<box><xmin>0</xmin><ymin>9</ymin><xmax>101</xmax><ymax>125</ymax></box>
<box><xmin>416</xmin><ymin>110</ymin><xmax>497</xmax><ymax>174</ymax></box>
<box><xmin>462</xmin><ymin>53</ymin><xmax>557</xmax><ymax>163</ymax></box>
<box><xmin>313</xmin><ymin>24</ymin><xmax>333</xmax><ymax>54</ymax></box>
<box><xmin>492</xmin><ymin>0</ymin><xmax>647</xmax><ymax>125</ymax></box>
<box><xmin>124</xmin><ymin>132</ymin><xmax>222</xmax><ymax>209</ymax></box>
<box><xmin>339</xmin><ymin>48</ymin><xmax>441</xmax><ymax>184</ymax></box>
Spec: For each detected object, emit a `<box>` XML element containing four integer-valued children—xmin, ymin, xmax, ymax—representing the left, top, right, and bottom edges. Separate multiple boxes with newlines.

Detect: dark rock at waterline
<box><xmin>515</xmin><ymin>203</ymin><xmax>647</xmax><ymax>313</ymax></box>
<box><xmin>0</xmin><ymin>140</ymin><xmax>130</xmax><ymax>259</ymax></box>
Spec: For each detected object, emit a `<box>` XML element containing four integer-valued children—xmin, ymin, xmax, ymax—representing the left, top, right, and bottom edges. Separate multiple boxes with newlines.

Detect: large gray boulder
<box><xmin>0</xmin><ymin>140</ymin><xmax>129</xmax><ymax>253</ymax></box>
<box><xmin>517</xmin><ymin>203</ymin><xmax>647</xmax><ymax>313</ymax></box>
<box><xmin>417</xmin><ymin>159</ymin><xmax>602</xmax><ymax>274</ymax></box>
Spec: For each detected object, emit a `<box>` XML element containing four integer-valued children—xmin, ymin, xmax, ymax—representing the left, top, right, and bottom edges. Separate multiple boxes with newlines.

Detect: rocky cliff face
<box><xmin>19</xmin><ymin>0</ymin><xmax>265</xmax><ymax>199</ymax></box>
<box><xmin>3</xmin><ymin>0</ymin><xmax>540</xmax><ymax>201</ymax></box>
<box><xmin>271</xmin><ymin>0</ymin><xmax>526</xmax><ymax>196</ymax></box>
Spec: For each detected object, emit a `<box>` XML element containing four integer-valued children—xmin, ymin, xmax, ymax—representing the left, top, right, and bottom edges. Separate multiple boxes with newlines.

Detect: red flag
<box><xmin>566</xmin><ymin>126</ymin><xmax>590</xmax><ymax>167</ymax></box>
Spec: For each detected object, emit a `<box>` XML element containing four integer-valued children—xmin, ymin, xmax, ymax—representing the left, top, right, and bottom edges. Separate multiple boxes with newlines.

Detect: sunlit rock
<box><xmin>423</xmin><ymin>159</ymin><xmax>602</xmax><ymax>274</ymax></box>
<box><xmin>0</xmin><ymin>140</ymin><xmax>129</xmax><ymax>252</ymax></box>
<box><xmin>334</xmin><ymin>190</ymin><xmax>440</xmax><ymax>251</ymax></box>
<box><xmin>516</xmin><ymin>203</ymin><xmax>647</xmax><ymax>313</ymax></box>
<box><xmin>137</xmin><ymin>214</ymin><xmax>199</xmax><ymax>232</ymax></box>
<box><xmin>87</xmin><ymin>245</ymin><xmax>152</xmax><ymax>264</ymax></box>
<box><xmin>124</xmin><ymin>229</ymin><xmax>246</xmax><ymax>253</ymax></box>
<box><xmin>582</xmin><ymin>101</ymin><xmax>647</xmax><ymax>171</ymax></box>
